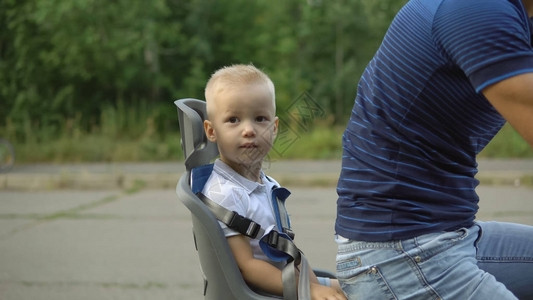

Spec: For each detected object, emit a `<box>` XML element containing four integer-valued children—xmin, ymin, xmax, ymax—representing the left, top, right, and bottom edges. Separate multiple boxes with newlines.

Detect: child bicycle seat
<box><xmin>174</xmin><ymin>98</ymin><xmax>334</xmax><ymax>299</ymax></box>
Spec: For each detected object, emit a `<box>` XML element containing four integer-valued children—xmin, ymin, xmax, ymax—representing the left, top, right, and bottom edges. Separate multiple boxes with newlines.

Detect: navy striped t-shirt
<box><xmin>336</xmin><ymin>0</ymin><xmax>533</xmax><ymax>241</ymax></box>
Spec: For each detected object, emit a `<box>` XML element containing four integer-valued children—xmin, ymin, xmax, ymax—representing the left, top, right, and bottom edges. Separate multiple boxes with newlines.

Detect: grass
<box><xmin>1</xmin><ymin>107</ymin><xmax>532</xmax><ymax>164</ymax></box>
<box><xmin>2</xmin><ymin>103</ymin><xmax>184</xmax><ymax>163</ymax></box>
<box><xmin>271</xmin><ymin>125</ymin><xmax>345</xmax><ymax>160</ymax></box>
<box><xmin>13</xmin><ymin>134</ymin><xmax>183</xmax><ymax>163</ymax></box>
<box><xmin>271</xmin><ymin>122</ymin><xmax>533</xmax><ymax>160</ymax></box>
<box><xmin>478</xmin><ymin>123</ymin><xmax>533</xmax><ymax>158</ymax></box>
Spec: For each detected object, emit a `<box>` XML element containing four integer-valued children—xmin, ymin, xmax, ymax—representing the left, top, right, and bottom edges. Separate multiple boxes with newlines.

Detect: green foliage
<box><xmin>1</xmin><ymin>0</ymin><xmax>187</xmax><ymax>138</ymax></box>
<box><xmin>9</xmin><ymin>103</ymin><xmax>183</xmax><ymax>163</ymax></box>
<box><xmin>479</xmin><ymin>124</ymin><xmax>533</xmax><ymax>158</ymax></box>
<box><xmin>1</xmin><ymin>0</ymin><xmax>406</xmax><ymax>131</ymax></box>
<box><xmin>272</xmin><ymin>125</ymin><xmax>344</xmax><ymax>160</ymax></box>
<box><xmin>2</xmin><ymin>0</ymin><xmax>529</xmax><ymax>162</ymax></box>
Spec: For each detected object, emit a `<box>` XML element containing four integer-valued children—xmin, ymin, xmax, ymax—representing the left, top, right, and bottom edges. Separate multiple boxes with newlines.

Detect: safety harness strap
<box><xmin>270</xmin><ymin>186</ymin><xmax>295</xmax><ymax>240</ymax></box>
<box><xmin>197</xmin><ymin>192</ymin><xmax>265</xmax><ymax>239</ymax></box>
<box><xmin>298</xmin><ymin>256</ymin><xmax>312</xmax><ymax>300</ymax></box>
<box><xmin>282</xmin><ymin>260</ymin><xmax>298</xmax><ymax>299</ymax></box>
<box><xmin>262</xmin><ymin>230</ymin><xmax>301</xmax><ymax>264</ymax></box>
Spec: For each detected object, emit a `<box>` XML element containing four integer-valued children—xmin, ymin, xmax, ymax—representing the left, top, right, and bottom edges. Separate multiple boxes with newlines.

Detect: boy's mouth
<box><xmin>240</xmin><ymin>143</ymin><xmax>258</xmax><ymax>149</ymax></box>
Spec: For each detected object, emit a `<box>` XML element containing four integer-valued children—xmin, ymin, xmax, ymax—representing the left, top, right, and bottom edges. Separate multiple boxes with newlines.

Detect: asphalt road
<box><xmin>0</xmin><ymin>160</ymin><xmax>532</xmax><ymax>299</ymax></box>
<box><xmin>2</xmin><ymin>159</ymin><xmax>533</xmax><ymax>190</ymax></box>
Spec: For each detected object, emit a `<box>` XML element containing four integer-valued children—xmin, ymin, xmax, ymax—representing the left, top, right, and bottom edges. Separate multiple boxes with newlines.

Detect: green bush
<box><xmin>2</xmin><ymin>106</ymin><xmax>531</xmax><ymax>164</ymax></box>
<box><xmin>479</xmin><ymin>123</ymin><xmax>533</xmax><ymax>158</ymax></box>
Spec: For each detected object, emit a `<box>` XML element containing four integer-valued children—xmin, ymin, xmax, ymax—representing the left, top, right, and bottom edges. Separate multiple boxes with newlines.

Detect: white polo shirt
<box><xmin>202</xmin><ymin>159</ymin><xmax>283</xmax><ymax>267</ymax></box>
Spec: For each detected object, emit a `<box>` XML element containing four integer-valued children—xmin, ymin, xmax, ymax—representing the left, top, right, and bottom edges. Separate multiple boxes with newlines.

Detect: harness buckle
<box><xmin>245</xmin><ymin>222</ymin><xmax>261</xmax><ymax>238</ymax></box>
<box><xmin>228</xmin><ymin>212</ymin><xmax>261</xmax><ymax>238</ymax></box>
<box><xmin>266</xmin><ymin>230</ymin><xmax>280</xmax><ymax>247</ymax></box>
<box><xmin>284</xmin><ymin>228</ymin><xmax>295</xmax><ymax>240</ymax></box>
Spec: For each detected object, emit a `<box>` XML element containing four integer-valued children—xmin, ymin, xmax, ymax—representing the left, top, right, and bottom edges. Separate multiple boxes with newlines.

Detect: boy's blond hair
<box><xmin>205</xmin><ymin>64</ymin><xmax>275</xmax><ymax>117</ymax></box>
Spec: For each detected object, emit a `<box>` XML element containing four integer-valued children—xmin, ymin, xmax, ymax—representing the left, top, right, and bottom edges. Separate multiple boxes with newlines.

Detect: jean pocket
<box><xmin>336</xmin><ymin>260</ymin><xmax>397</xmax><ymax>300</ymax></box>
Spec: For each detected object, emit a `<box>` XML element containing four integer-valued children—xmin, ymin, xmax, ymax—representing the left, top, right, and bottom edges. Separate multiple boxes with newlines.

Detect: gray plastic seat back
<box><xmin>175</xmin><ymin>98</ymin><xmax>219</xmax><ymax>170</ymax></box>
<box><xmin>174</xmin><ymin>98</ymin><xmax>279</xmax><ymax>299</ymax></box>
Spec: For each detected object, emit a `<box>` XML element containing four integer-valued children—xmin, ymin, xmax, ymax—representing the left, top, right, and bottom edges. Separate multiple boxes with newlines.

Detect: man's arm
<box><xmin>483</xmin><ymin>72</ymin><xmax>533</xmax><ymax>148</ymax></box>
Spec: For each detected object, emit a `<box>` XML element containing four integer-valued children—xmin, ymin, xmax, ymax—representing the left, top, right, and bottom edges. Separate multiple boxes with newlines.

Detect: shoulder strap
<box><xmin>271</xmin><ymin>186</ymin><xmax>295</xmax><ymax>239</ymax></box>
<box><xmin>196</xmin><ymin>192</ymin><xmax>265</xmax><ymax>239</ymax></box>
<box><xmin>191</xmin><ymin>164</ymin><xmax>214</xmax><ymax>194</ymax></box>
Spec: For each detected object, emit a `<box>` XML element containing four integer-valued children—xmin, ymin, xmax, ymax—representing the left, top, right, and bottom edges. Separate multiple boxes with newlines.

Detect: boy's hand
<box><xmin>310</xmin><ymin>282</ymin><xmax>347</xmax><ymax>300</ymax></box>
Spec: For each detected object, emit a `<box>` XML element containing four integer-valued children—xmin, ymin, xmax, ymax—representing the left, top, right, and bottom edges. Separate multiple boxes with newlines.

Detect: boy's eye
<box><xmin>228</xmin><ymin>117</ymin><xmax>239</xmax><ymax>123</ymax></box>
<box><xmin>256</xmin><ymin>116</ymin><xmax>268</xmax><ymax>122</ymax></box>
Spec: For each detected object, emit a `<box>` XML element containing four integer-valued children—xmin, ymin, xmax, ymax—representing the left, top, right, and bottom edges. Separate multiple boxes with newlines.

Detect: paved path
<box><xmin>0</xmin><ymin>160</ymin><xmax>532</xmax><ymax>299</ymax></box>
<box><xmin>1</xmin><ymin>159</ymin><xmax>533</xmax><ymax>190</ymax></box>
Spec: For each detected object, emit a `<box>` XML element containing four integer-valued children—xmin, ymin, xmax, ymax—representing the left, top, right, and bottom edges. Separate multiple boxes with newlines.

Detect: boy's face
<box><xmin>204</xmin><ymin>83</ymin><xmax>278</xmax><ymax>174</ymax></box>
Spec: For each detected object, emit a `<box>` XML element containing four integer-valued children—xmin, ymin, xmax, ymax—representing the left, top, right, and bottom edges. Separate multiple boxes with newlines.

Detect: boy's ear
<box><xmin>272</xmin><ymin>117</ymin><xmax>279</xmax><ymax>137</ymax></box>
<box><xmin>204</xmin><ymin>120</ymin><xmax>217</xmax><ymax>142</ymax></box>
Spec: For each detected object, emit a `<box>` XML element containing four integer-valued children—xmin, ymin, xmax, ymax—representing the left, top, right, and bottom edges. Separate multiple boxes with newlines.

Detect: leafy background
<box><xmin>1</xmin><ymin>0</ymin><xmax>531</xmax><ymax>162</ymax></box>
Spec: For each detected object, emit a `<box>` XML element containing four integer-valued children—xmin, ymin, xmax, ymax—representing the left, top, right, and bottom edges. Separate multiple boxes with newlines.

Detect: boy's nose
<box><xmin>242</xmin><ymin>121</ymin><xmax>256</xmax><ymax>137</ymax></box>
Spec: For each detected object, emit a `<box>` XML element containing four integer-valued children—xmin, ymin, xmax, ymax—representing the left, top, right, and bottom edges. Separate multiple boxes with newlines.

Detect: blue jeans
<box><xmin>336</xmin><ymin>221</ymin><xmax>533</xmax><ymax>299</ymax></box>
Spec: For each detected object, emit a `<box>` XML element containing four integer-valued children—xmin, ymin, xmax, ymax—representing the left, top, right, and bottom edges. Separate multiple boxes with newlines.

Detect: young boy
<box><xmin>202</xmin><ymin>64</ymin><xmax>346</xmax><ymax>300</ymax></box>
